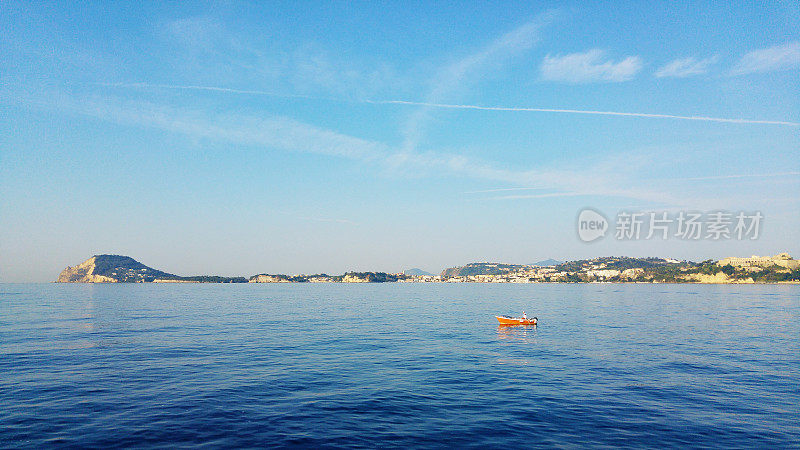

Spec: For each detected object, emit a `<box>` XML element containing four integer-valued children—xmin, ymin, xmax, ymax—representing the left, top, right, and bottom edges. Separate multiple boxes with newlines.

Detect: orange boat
<box><xmin>496</xmin><ymin>315</ymin><xmax>537</xmax><ymax>326</ymax></box>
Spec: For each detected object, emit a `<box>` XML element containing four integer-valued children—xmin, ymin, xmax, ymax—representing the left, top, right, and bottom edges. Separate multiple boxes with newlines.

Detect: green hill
<box><xmin>441</xmin><ymin>262</ymin><xmax>530</xmax><ymax>277</ymax></box>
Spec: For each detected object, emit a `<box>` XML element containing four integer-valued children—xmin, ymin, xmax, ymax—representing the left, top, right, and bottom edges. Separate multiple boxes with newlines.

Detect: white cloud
<box><xmin>731</xmin><ymin>42</ymin><xmax>800</xmax><ymax>75</ymax></box>
<box><xmin>655</xmin><ymin>56</ymin><xmax>717</xmax><ymax>78</ymax></box>
<box><xmin>540</xmin><ymin>49</ymin><xmax>642</xmax><ymax>83</ymax></box>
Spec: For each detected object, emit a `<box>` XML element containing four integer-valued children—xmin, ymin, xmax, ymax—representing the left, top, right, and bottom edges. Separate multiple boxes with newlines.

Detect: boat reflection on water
<box><xmin>496</xmin><ymin>322</ymin><xmax>537</xmax><ymax>343</ymax></box>
<box><xmin>495</xmin><ymin>324</ymin><xmax>538</xmax><ymax>365</ymax></box>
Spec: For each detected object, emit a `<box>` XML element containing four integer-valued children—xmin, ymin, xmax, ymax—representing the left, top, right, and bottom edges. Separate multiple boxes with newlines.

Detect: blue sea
<box><xmin>1</xmin><ymin>283</ymin><xmax>798</xmax><ymax>448</ymax></box>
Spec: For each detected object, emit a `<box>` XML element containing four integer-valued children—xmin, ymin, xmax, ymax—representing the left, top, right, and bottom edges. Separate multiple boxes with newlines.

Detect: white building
<box><xmin>718</xmin><ymin>253</ymin><xmax>799</xmax><ymax>270</ymax></box>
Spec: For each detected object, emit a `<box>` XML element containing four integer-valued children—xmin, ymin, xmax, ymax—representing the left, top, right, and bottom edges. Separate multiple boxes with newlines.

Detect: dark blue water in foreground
<box><xmin>1</xmin><ymin>283</ymin><xmax>798</xmax><ymax>448</ymax></box>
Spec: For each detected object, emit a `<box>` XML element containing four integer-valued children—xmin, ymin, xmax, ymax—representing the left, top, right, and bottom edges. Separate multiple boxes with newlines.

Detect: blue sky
<box><xmin>1</xmin><ymin>1</ymin><xmax>799</xmax><ymax>281</ymax></box>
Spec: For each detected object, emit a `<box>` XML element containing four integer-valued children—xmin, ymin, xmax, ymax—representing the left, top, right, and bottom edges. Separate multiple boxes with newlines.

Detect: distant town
<box><xmin>57</xmin><ymin>253</ymin><xmax>800</xmax><ymax>284</ymax></box>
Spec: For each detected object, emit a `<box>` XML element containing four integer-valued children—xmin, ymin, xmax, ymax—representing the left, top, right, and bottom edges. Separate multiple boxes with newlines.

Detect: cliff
<box><xmin>56</xmin><ymin>255</ymin><xmax>249</xmax><ymax>283</ymax></box>
<box><xmin>56</xmin><ymin>255</ymin><xmax>177</xmax><ymax>283</ymax></box>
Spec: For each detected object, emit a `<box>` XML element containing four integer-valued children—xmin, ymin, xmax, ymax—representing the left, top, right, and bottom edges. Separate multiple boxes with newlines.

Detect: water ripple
<box><xmin>1</xmin><ymin>283</ymin><xmax>798</xmax><ymax>447</ymax></box>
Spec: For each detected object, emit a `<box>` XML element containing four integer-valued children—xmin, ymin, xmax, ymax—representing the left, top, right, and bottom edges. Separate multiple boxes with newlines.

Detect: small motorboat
<box><xmin>496</xmin><ymin>315</ymin><xmax>537</xmax><ymax>326</ymax></box>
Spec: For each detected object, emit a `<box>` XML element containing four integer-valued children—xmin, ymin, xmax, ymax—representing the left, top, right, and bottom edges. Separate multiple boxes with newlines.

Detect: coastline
<box><xmin>53</xmin><ymin>254</ymin><xmax>800</xmax><ymax>284</ymax></box>
<box><xmin>50</xmin><ymin>279</ymin><xmax>800</xmax><ymax>285</ymax></box>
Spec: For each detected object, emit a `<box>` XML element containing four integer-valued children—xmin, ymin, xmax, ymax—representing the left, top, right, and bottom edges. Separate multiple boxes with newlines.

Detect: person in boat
<box><xmin>522</xmin><ymin>311</ymin><xmax>527</xmax><ymax>320</ymax></box>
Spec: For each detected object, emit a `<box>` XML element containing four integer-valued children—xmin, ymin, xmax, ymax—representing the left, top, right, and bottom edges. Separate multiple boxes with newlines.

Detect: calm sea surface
<box><xmin>1</xmin><ymin>283</ymin><xmax>798</xmax><ymax>448</ymax></box>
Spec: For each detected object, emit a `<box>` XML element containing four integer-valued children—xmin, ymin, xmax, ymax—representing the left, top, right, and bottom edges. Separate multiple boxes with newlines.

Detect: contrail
<box><xmin>100</xmin><ymin>82</ymin><xmax>800</xmax><ymax>127</ymax></box>
<box><xmin>367</xmin><ymin>100</ymin><xmax>800</xmax><ymax>127</ymax></box>
<box><xmin>464</xmin><ymin>187</ymin><xmax>546</xmax><ymax>194</ymax></box>
<box><xmin>492</xmin><ymin>192</ymin><xmax>587</xmax><ymax>200</ymax></box>
<box><xmin>680</xmin><ymin>171</ymin><xmax>800</xmax><ymax>180</ymax></box>
<box><xmin>98</xmin><ymin>82</ymin><xmax>325</xmax><ymax>100</ymax></box>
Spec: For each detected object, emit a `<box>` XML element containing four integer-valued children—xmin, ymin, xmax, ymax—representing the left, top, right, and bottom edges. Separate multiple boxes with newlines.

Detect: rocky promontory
<box><xmin>57</xmin><ymin>255</ymin><xmax>178</xmax><ymax>283</ymax></box>
<box><xmin>56</xmin><ymin>255</ymin><xmax>246</xmax><ymax>283</ymax></box>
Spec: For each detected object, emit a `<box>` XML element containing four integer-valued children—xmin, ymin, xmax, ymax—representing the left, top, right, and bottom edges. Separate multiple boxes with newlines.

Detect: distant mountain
<box><xmin>531</xmin><ymin>259</ymin><xmax>561</xmax><ymax>267</ymax></box>
<box><xmin>56</xmin><ymin>255</ymin><xmax>246</xmax><ymax>283</ymax></box>
<box><xmin>441</xmin><ymin>262</ymin><xmax>529</xmax><ymax>277</ymax></box>
<box><xmin>56</xmin><ymin>255</ymin><xmax>173</xmax><ymax>282</ymax></box>
<box><xmin>403</xmin><ymin>268</ymin><xmax>434</xmax><ymax>276</ymax></box>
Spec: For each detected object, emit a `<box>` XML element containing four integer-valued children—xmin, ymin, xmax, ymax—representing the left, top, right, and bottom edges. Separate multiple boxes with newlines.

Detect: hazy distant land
<box><xmin>56</xmin><ymin>253</ymin><xmax>800</xmax><ymax>284</ymax></box>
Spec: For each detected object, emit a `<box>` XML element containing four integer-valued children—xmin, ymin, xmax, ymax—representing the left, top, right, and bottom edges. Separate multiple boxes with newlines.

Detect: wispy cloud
<box><xmin>731</xmin><ymin>42</ymin><xmax>800</xmax><ymax>75</ymax></box>
<box><xmin>159</xmin><ymin>16</ymin><xmax>407</xmax><ymax>99</ymax></box>
<box><xmin>16</xmin><ymin>88</ymin><xmax>718</xmax><ymax>208</ymax></box>
<box><xmin>165</xmin><ymin>16</ymin><xmax>222</xmax><ymax>48</ymax></box>
<box><xmin>425</xmin><ymin>14</ymin><xmax>555</xmax><ymax>101</ymax></box>
<box><xmin>274</xmin><ymin>209</ymin><xmax>358</xmax><ymax>225</ymax></box>
<box><xmin>19</xmin><ymin>13</ymin><xmax>791</xmax><ymax>211</ymax></box>
<box><xmin>489</xmin><ymin>187</ymin><xmax>682</xmax><ymax>204</ymax></box>
<box><xmin>51</xmin><ymin>92</ymin><xmax>390</xmax><ymax>161</ymax></box>
<box><xmin>477</xmin><ymin>171</ymin><xmax>800</xmax><ymax>200</ymax></box>
<box><xmin>655</xmin><ymin>56</ymin><xmax>717</xmax><ymax>78</ymax></box>
<box><xmin>540</xmin><ymin>49</ymin><xmax>642</xmax><ymax>83</ymax></box>
<box><xmin>306</xmin><ymin>217</ymin><xmax>357</xmax><ymax>225</ymax></box>
<box><xmin>400</xmin><ymin>12</ymin><xmax>556</xmax><ymax>153</ymax></box>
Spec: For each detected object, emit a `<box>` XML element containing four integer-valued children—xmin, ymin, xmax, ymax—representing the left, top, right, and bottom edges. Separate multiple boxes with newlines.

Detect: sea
<box><xmin>1</xmin><ymin>283</ymin><xmax>798</xmax><ymax>448</ymax></box>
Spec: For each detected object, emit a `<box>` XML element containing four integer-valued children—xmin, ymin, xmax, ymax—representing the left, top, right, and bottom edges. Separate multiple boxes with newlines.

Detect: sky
<box><xmin>1</xmin><ymin>1</ymin><xmax>799</xmax><ymax>282</ymax></box>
